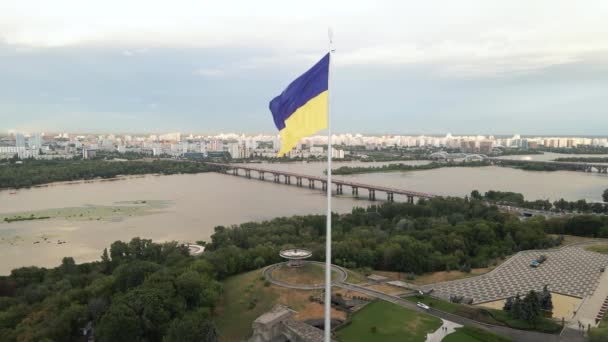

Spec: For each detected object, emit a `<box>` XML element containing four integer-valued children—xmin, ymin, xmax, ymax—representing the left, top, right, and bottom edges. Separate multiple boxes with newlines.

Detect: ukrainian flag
<box><xmin>270</xmin><ymin>53</ymin><xmax>329</xmax><ymax>157</ymax></box>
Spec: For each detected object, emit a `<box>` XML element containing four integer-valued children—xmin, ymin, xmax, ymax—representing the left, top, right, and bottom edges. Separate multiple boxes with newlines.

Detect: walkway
<box><xmin>263</xmin><ymin>261</ymin><xmax>348</xmax><ymax>290</ymax></box>
<box><xmin>425</xmin><ymin>319</ymin><xmax>462</xmax><ymax>342</ymax></box>
<box><xmin>569</xmin><ymin>266</ymin><xmax>608</xmax><ymax>329</ymax></box>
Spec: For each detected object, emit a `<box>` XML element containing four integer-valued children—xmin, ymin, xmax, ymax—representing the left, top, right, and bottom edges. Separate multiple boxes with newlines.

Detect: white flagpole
<box><xmin>324</xmin><ymin>28</ymin><xmax>334</xmax><ymax>342</ymax></box>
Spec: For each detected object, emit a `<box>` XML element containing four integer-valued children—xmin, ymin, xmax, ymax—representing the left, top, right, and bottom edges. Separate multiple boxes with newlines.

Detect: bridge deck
<box><xmin>205</xmin><ymin>162</ymin><xmax>436</xmax><ymax>198</ymax></box>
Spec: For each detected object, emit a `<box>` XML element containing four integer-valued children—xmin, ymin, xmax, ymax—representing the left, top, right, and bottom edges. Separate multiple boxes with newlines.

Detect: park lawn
<box><xmin>214</xmin><ymin>269</ymin><xmax>280</xmax><ymax>342</ymax></box>
<box><xmin>443</xmin><ymin>327</ymin><xmax>513</xmax><ymax>342</ymax></box>
<box><xmin>405</xmin><ymin>295</ymin><xmax>562</xmax><ymax>334</ymax></box>
<box><xmin>335</xmin><ymin>300</ymin><xmax>441</xmax><ymax>342</ymax></box>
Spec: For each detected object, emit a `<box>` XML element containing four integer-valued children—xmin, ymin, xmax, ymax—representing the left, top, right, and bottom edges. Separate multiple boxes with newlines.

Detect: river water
<box><xmin>0</xmin><ymin>157</ymin><xmax>607</xmax><ymax>274</ymax></box>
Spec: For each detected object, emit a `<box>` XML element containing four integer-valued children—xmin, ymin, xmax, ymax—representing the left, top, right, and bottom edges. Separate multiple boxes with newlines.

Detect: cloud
<box><xmin>195</xmin><ymin>68</ymin><xmax>225</xmax><ymax>77</ymax></box>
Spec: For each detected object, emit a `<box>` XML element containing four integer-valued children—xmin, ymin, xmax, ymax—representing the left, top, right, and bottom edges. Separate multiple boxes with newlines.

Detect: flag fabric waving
<box><xmin>269</xmin><ymin>53</ymin><xmax>329</xmax><ymax>157</ymax></box>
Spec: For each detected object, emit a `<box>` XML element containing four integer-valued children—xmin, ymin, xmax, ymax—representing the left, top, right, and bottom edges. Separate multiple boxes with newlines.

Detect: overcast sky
<box><xmin>1</xmin><ymin>0</ymin><xmax>607</xmax><ymax>135</ymax></box>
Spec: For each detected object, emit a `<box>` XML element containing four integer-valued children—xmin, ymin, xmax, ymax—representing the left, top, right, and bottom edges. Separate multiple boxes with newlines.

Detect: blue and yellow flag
<box><xmin>270</xmin><ymin>53</ymin><xmax>329</xmax><ymax>157</ymax></box>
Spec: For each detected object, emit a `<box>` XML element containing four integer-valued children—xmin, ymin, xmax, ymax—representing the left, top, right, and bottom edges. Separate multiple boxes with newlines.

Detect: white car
<box><xmin>417</xmin><ymin>302</ymin><xmax>430</xmax><ymax>310</ymax></box>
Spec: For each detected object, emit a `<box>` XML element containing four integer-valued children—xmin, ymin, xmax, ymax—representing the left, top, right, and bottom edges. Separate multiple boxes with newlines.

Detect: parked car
<box><xmin>417</xmin><ymin>302</ymin><xmax>430</xmax><ymax>310</ymax></box>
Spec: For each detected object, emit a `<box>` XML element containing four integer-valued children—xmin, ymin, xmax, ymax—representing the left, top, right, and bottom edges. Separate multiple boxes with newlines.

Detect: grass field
<box><xmin>335</xmin><ymin>300</ymin><xmax>441</xmax><ymax>342</ymax></box>
<box><xmin>405</xmin><ymin>295</ymin><xmax>562</xmax><ymax>334</ymax></box>
<box><xmin>443</xmin><ymin>327</ymin><xmax>513</xmax><ymax>342</ymax></box>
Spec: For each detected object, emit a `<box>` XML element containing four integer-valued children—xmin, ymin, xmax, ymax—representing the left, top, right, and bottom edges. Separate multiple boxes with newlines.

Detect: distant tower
<box><xmin>15</xmin><ymin>133</ymin><xmax>25</xmax><ymax>148</ymax></box>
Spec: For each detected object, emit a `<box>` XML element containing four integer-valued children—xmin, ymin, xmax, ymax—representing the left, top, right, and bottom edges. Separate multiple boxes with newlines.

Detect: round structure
<box><xmin>185</xmin><ymin>243</ymin><xmax>205</xmax><ymax>256</ymax></box>
<box><xmin>280</xmin><ymin>248</ymin><xmax>312</xmax><ymax>267</ymax></box>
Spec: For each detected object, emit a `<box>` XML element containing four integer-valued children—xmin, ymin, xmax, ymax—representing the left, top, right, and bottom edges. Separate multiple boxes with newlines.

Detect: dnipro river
<box><xmin>0</xmin><ymin>155</ymin><xmax>607</xmax><ymax>274</ymax></box>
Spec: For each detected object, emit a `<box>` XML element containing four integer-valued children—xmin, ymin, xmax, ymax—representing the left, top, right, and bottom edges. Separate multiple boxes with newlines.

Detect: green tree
<box><xmin>113</xmin><ymin>260</ymin><xmax>161</xmax><ymax>292</ymax></box>
<box><xmin>164</xmin><ymin>312</ymin><xmax>218</xmax><ymax>342</ymax></box>
<box><xmin>522</xmin><ymin>290</ymin><xmax>542</xmax><ymax>322</ymax></box>
<box><xmin>541</xmin><ymin>285</ymin><xmax>553</xmax><ymax>312</ymax></box>
<box><xmin>97</xmin><ymin>303</ymin><xmax>143</xmax><ymax>342</ymax></box>
<box><xmin>603</xmin><ymin>189</ymin><xmax>608</xmax><ymax>203</ymax></box>
<box><xmin>175</xmin><ymin>271</ymin><xmax>205</xmax><ymax>308</ymax></box>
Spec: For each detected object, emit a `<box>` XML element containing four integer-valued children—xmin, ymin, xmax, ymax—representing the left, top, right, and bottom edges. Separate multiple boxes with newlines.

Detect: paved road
<box><xmin>337</xmin><ymin>282</ymin><xmax>584</xmax><ymax>342</ymax></box>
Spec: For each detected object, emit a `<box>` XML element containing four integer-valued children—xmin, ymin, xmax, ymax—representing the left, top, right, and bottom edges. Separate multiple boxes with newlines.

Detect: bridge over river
<box><xmin>203</xmin><ymin>162</ymin><xmax>574</xmax><ymax>218</ymax></box>
<box><xmin>205</xmin><ymin>162</ymin><xmax>434</xmax><ymax>202</ymax></box>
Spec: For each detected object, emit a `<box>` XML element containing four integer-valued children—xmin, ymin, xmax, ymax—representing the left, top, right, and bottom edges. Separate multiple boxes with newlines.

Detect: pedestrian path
<box><xmin>569</xmin><ymin>267</ymin><xmax>608</xmax><ymax>330</ymax></box>
<box><xmin>425</xmin><ymin>319</ymin><xmax>462</xmax><ymax>342</ymax></box>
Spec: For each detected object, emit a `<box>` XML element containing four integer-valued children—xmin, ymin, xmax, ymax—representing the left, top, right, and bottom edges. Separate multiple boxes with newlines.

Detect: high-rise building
<box><xmin>28</xmin><ymin>133</ymin><xmax>42</xmax><ymax>149</ymax></box>
<box><xmin>15</xmin><ymin>133</ymin><xmax>25</xmax><ymax>148</ymax></box>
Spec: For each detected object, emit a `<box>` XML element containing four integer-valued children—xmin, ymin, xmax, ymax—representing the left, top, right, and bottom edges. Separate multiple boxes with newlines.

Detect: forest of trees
<box><xmin>204</xmin><ymin>197</ymin><xmax>562</xmax><ymax>275</ymax></box>
<box><xmin>0</xmin><ymin>239</ymin><xmax>221</xmax><ymax>342</ymax></box>
<box><xmin>1</xmin><ymin>196</ymin><xmax>600</xmax><ymax>341</ymax></box>
<box><xmin>0</xmin><ymin>159</ymin><xmax>213</xmax><ymax>189</ymax></box>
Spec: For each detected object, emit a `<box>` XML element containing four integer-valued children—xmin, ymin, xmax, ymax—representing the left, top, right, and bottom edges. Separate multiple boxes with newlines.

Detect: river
<box><xmin>0</xmin><ymin>157</ymin><xmax>607</xmax><ymax>274</ymax></box>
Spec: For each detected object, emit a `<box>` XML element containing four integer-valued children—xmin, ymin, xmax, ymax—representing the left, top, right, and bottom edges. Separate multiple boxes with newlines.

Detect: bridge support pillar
<box><xmin>336</xmin><ymin>184</ymin><xmax>343</xmax><ymax>195</ymax></box>
<box><xmin>352</xmin><ymin>186</ymin><xmax>358</xmax><ymax>198</ymax></box>
<box><xmin>296</xmin><ymin>177</ymin><xmax>302</xmax><ymax>187</ymax></box>
<box><xmin>322</xmin><ymin>181</ymin><xmax>327</xmax><ymax>191</ymax></box>
<box><xmin>407</xmin><ymin>195</ymin><xmax>414</xmax><ymax>204</ymax></box>
<box><xmin>259</xmin><ymin>172</ymin><xmax>264</xmax><ymax>180</ymax></box>
<box><xmin>233</xmin><ymin>169</ymin><xmax>238</xmax><ymax>176</ymax></box>
<box><xmin>246</xmin><ymin>170</ymin><xmax>251</xmax><ymax>179</ymax></box>
<box><xmin>273</xmin><ymin>174</ymin><xmax>279</xmax><ymax>183</ymax></box>
<box><xmin>284</xmin><ymin>176</ymin><xmax>290</xmax><ymax>184</ymax></box>
<box><xmin>369</xmin><ymin>189</ymin><xmax>376</xmax><ymax>201</ymax></box>
<box><xmin>387</xmin><ymin>192</ymin><xmax>394</xmax><ymax>202</ymax></box>
<box><xmin>308</xmin><ymin>179</ymin><xmax>315</xmax><ymax>189</ymax></box>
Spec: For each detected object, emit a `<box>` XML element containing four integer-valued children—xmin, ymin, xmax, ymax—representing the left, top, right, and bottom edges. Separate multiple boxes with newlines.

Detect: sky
<box><xmin>0</xmin><ymin>0</ymin><xmax>607</xmax><ymax>135</ymax></box>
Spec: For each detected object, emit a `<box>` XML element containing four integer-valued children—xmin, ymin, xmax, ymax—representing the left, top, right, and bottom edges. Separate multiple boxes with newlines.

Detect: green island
<box><xmin>0</xmin><ymin>159</ymin><xmax>213</xmax><ymax>189</ymax></box>
<box><xmin>332</xmin><ymin>160</ymin><xmax>489</xmax><ymax>175</ymax></box>
<box><xmin>538</xmin><ymin>146</ymin><xmax>608</xmax><ymax>155</ymax></box>
<box><xmin>0</xmin><ymin>200</ymin><xmax>171</xmax><ymax>225</ymax></box>
<box><xmin>3</xmin><ymin>215</ymin><xmax>51</xmax><ymax>223</ymax></box>
<box><xmin>471</xmin><ymin>190</ymin><xmax>608</xmax><ymax>214</ymax></box>
<box><xmin>1</xmin><ymin>197</ymin><xmax>608</xmax><ymax>341</ymax></box>
<box><xmin>554</xmin><ymin>157</ymin><xmax>608</xmax><ymax>163</ymax></box>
